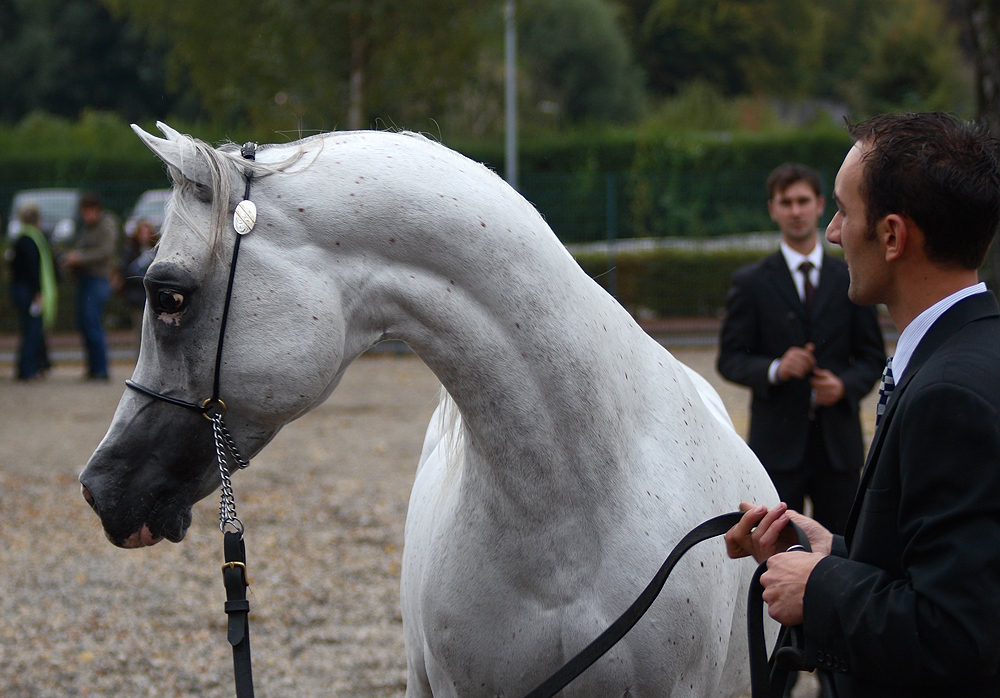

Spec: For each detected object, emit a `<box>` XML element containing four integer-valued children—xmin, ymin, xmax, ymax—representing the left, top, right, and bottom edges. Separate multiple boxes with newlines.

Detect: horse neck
<box><xmin>306</xmin><ymin>136</ymin><xmax>665</xmax><ymax>495</ymax></box>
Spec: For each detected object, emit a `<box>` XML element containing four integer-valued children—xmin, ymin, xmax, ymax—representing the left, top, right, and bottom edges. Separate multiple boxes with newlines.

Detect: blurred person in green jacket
<box><xmin>9</xmin><ymin>203</ymin><xmax>57</xmax><ymax>380</ymax></box>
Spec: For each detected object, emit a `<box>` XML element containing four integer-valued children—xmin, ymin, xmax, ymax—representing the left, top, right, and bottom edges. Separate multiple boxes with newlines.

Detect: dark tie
<box><xmin>799</xmin><ymin>261</ymin><xmax>816</xmax><ymax>312</ymax></box>
<box><xmin>876</xmin><ymin>357</ymin><xmax>894</xmax><ymax>426</ymax></box>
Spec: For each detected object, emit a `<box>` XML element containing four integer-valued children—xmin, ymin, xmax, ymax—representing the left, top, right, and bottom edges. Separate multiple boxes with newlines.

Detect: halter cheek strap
<box><xmin>125</xmin><ymin>141</ymin><xmax>258</xmax><ymax>421</ymax></box>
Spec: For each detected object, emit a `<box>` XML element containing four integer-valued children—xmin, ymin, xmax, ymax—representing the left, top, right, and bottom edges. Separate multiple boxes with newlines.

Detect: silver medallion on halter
<box><xmin>233</xmin><ymin>199</ymin><xmax>257</xmax><ymax>235</ymax></box>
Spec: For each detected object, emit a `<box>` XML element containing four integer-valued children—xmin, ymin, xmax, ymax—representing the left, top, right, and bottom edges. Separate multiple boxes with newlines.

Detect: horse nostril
<box><xmin>81</xmin><ymin>484</ymin><xmax>96</xmax><ymax>509</ymax></box>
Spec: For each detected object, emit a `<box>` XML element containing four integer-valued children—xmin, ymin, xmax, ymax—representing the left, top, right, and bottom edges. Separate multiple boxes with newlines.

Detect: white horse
<box><xmin>79</xmin><ymin>123</ymin><xmax>777</xmax><ymax>697</ymax></box>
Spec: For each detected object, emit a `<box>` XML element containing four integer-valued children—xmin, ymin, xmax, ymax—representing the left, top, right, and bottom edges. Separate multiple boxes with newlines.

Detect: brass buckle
<box><xmin>222</xmin><ymin>560</ymin><xmax>251</xmax><ymax>586</ymax></box>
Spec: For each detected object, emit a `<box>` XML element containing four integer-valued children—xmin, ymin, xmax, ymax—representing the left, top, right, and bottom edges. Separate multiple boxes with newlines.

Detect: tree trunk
<box><xmin>964</xmin><ymin>0</ymin><xmax>1000</xmax><ymax>291</ymax></box>
<box><xmin>348</xmin><ymin>3</ymin><xmax>366</xmax><ymax>130</ymax></box>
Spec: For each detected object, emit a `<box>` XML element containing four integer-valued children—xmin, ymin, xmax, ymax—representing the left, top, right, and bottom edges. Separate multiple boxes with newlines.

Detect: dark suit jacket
<box><xmin>717</xmin><ymin>251</ymin><xmax>885</xmax><ymax>473</ymax></box>
<box><xmin>803</xmin><ymin>292</ymin><xmax>1000</xmax><ymax>696</ymax></box>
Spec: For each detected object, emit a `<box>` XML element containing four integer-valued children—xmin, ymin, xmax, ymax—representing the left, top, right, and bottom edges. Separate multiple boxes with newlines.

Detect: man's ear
<box><xmin>882</xmin><ymin>214</ymin><xmax>909</xmax><ymax>262</ymax></box>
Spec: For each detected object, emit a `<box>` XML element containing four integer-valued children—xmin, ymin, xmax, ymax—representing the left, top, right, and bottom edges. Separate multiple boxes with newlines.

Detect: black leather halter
<box><xmin>125</xmin><ymin>141</ymin><xmax>259</xmax><ymax>422</ymax></box>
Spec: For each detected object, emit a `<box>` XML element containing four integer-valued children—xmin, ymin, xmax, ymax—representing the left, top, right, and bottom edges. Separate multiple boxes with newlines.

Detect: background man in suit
<box><xmin>726</xmin><ymin>112</ymin><xmax>1000</xmax><ymax>697</ymax></box>
<box><xmin>717</xmin><ymin>163</ymin><xmax>885</xmax><ymax>534</ymax></box>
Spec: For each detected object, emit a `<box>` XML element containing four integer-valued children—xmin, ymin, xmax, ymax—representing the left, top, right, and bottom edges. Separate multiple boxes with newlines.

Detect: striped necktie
<box><xmin>876</xmin><ymin>357</ymin><xmax>894</xmax><ymax>426</ymax></box>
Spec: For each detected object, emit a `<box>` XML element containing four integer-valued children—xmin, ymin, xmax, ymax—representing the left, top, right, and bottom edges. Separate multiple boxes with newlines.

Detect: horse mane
<box><xmin>435</xmin><ymin>388</ymin><xmax>466</xmax><ymax>466</ymax></box>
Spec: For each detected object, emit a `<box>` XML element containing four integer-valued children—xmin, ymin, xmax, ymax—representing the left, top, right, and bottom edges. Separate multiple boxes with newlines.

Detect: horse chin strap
<box><xmin>125</xmin><ymin>142</ymin><xmax>260</xmax><ymax>698</ymax></box>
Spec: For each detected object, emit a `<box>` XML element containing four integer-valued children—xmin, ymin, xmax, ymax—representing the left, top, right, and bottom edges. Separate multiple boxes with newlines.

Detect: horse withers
<box><xmin>79</xmin><ymin>123</ymin><xmax>777</xmax><ymax>697</ymax></box>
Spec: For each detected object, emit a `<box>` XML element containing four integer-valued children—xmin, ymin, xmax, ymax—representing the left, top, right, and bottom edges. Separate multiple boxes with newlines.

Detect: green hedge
<box><xmin>575</xmin><ymin>248</ymin><xmax>766</xmax><ymax>318</ymax></box>
<box><xmin>577</xmin><ymin>245</ymin><xmax>996</xmax><ymax>318</ymax></box>
<box><xmin>0</xmin><ymin>114</ymin><xmax>854</xmax><ymax>243</ymax></box>
<box><xmin>456</xmin><ymin>126</ymin><xmax>853</xmax><ymax>242</ymax></box>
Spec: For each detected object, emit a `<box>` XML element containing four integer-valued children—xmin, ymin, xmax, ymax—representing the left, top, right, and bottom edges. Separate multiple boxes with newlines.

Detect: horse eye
<box><xmin>157</xmin><ymin>289</ymin><xmax>186</xmax><ymax>313</ymax></box>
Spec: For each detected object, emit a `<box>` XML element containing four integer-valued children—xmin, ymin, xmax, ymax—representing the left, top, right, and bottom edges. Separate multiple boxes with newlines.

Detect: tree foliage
<box><xmin>99</xmin><ymin>0</ymin><xmax>645</xmax><ymax>134</ymax></box>
<box><xmin>960</xmin><ymin>0</ymin><xmax>1000</xmax><ymax>133</ymax></box>
<box><xmin>815</xmin><ymin>0</ymin><xmax>972</xmax><ymax>117</ymax></box>
<box><xmin>955</xmin><ymin>0</ymin><xmax>1000</xmax><ymax>292</ymax></box>
<box><xmin>0</xmin><ymin>0</ymin><xmax>982</xmax><ymax>136</ymax></box>
<box><xmin>0</xmin><ymin>0</ymin><xmax>180</xmax><ymax>122</ymax></box>
<box><xmin>520</xmin><ymin>0</ymin><xmax>644</xmax><ymax>124</ymax></box>
<box><xmin>101</xmin><ymin>0</ymin><xmax>498</xmax><ymax>134</ymax></box>
<box><xmin>638</xmin><ymin>0</ymin><xmax>823</xmax><ymax>97</ymax></box>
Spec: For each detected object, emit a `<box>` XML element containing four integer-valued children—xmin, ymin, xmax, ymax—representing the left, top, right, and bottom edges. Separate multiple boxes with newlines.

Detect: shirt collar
<box><xmin>779</xmin><ymin>240</ymin><xmax>823</xmax><ymax>274</ymax></box>
<box><xmin>891</xmin><ymin>282</ymin><xmax>988</xmax><ymax>381</ymax></box>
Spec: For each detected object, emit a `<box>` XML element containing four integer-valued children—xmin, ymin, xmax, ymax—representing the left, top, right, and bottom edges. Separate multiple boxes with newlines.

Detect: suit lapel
<box><xmin>842</xmin><ymin>292</ymin><xmax>1000</xmax><ymax>542</ymax></box>
<box><xmin>810</xmin><ymin>253</ymin><xmax>840</xmax><ymax>319</ymax></box>
<box><xmin>764</xmin><ymin>252</ymin><xmax>807</xmax><ymax>325</ymax></box>
<box><xmin>843</xmin><ymin>371</ymin><xmax>911</xmax><ymax>539</ymax></box>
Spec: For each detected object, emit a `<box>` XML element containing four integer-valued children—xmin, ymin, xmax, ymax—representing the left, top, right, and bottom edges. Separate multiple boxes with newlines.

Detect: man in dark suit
<box><xmin>718</xmin><ymin>163</ymin><xmax>885</xmax><ymax>534</ymax></box>
<box><xmin>726</xmin><ymin>112</ymin><xmax>1000</xmax><ymax>696</ymax></box>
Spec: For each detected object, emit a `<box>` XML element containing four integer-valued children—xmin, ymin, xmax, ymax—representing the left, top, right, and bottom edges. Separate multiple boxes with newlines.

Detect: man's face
<box><xmin>768</xmin><ymin>180</ymin><xmax>824</xmax><ymax>246</ymax></box>
<box><xmin>80</xmin><ymin>204</ymin><xmax>100</xmax><ymax>226</ymax></box>
<box><xmin>826</xmin><ymin>143</ymin><xmax>885</xmax><ymax>305</ymax></box>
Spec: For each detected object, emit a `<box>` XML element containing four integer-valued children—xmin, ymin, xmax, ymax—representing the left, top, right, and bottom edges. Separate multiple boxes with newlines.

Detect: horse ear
<box><xmin>131</xmin><ymin>122</ymin><xmax>213</xmax><ymax>187</ymax></box>
<box><xmin>153</xmin><ymin>121</ymin><xmax>185</xmax><ymax>141</ymax></box>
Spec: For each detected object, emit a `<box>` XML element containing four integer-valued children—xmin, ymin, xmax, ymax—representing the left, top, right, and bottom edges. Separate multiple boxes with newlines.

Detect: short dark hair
<box><xmin>80</xmin><ymin>192</ymin><xmax>102</xmax><ymax>210</ymax></box>
<box><xmin>18</xmin><ymin>203</ymin><xmax>40</xmax><ymax>226</ymax></box>
<box><xmin>848</xmin><ymin>112</ymin><xmax>1000</xmax><ymax>270</ymax></box>
<box><xmin>766</xmin><ymin>163</ymin><xmax>823</xmax><ymax>199</ymax></box>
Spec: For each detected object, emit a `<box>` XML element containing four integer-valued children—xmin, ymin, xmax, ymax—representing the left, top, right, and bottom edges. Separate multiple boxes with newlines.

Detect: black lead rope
<box><xmin>522</xmin><ymin>513</ymin><xmax>811</xmax><ymax>698</ymax></box>
<box><xmin>220</xmin><ymin>142</ymin><xmax>256</xmax><ymax>698</ymax></box>
<box><xmin>224</xmin><ymin>530</ymin><xmax>254</xmax><ymax>698</ymax></box>
<box><xmin>522</xmin><ymin>512</ymin><xmax>743</xmax><ymax>698</ymax></box>
<box><xmin>747</xmin><ymin>524</ymin><xmax>814</xmax><ymax>698</ymax></box>
<box><xmin>213</xmin><ymin>142</ymin><xmax>256</xmax><ymax>405</ymax></box>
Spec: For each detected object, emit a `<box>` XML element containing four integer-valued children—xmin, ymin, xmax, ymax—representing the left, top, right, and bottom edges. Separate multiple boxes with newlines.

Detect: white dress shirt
<box><xmin>768</xmin><ymin>241</ymin><xmax>825</xmax><ymax>384</ymax></box>
<box><xmin>890</xmin><ymin>282</ymin><xmax>988</xmax><ymax>382</ymax></box>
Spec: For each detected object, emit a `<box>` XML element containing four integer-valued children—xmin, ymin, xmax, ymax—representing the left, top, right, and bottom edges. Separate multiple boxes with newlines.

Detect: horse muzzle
<box><xmin>80</xmin><ymin>476</ymin><xmax>192</xmax><ymax>548</ymax></box>
<box><xmin>81</xmin><ymin>482</ymin><xmax>161</xmax><ymax>547</ymax></box>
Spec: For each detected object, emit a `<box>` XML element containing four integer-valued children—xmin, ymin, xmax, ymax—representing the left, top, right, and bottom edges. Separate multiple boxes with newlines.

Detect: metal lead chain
<box><xmin>218</xmin><ymin>418</ymin><xmax>250</xmax><ymax>469</ymax></box>
<box><xmin>213</xmin><ymin>414</ymin><xmax>245</xmax><ymax>535</ymax></box>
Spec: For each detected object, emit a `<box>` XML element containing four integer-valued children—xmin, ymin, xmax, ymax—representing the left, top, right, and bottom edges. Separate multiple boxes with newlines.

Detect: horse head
<box><xmin>80</xmin><ymin>124</ymin><xmax>346</xmax><ymax>548</ymax></box>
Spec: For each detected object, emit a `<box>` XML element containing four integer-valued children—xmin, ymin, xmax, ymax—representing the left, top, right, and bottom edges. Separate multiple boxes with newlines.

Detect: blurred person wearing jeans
<box><xmin>62</xmin><ymin>192</ymin><xmax>119</xmax><ymax>380</ymax></box>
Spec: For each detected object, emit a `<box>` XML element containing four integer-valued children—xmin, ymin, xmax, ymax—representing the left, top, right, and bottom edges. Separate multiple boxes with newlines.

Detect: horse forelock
<box><xmin>165</xmin><ymin>134</ymin><xmax>309</xmax><ymax>258</ymax></box>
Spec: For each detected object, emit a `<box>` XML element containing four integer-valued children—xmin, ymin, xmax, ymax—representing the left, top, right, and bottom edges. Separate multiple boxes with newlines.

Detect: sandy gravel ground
<box><xmin>0</xmin><ymin>347</ymin><xmax>880</xmax><ymax>697</ymax></box>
